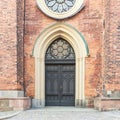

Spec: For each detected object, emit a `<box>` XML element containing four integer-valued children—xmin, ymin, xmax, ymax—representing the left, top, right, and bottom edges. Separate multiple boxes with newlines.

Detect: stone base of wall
<box><xmin>32</xmin><ymin>99</ymin><xmax>45</xmax><ymax>108</ymax></box>
<box><xmin>0</xmin><ymin>97</ymin><xmax>31</xmax><ymax>111</ymax></box>
<box><xmin>85</xmin><ymin>98</ymin><xmax>94</xmax><ymax>108</ymax></box>
<box><xmin>94</xmin><ymin>97</ymin><xmax>120</xmax><ymax>111</ymax></box>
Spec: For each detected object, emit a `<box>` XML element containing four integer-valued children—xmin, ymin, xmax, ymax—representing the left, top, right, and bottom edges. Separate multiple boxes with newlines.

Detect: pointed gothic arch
<box><xmin>32</xmin><ymin>22</ymin><xmax>89</xmax><ymax>107</ymax></box>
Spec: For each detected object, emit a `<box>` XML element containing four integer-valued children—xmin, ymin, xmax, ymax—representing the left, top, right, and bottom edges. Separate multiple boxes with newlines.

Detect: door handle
<box><xmin>60</xmin><ymin>86</ymin><xmax>63</xmax><ymax>89</ymax></box>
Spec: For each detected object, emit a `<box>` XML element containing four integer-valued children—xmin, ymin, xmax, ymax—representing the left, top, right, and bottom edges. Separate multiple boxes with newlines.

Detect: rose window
<box><xmin>37</xmin><ymin>0</ymin><xmax>84</xmax><ymax>19</ymax></box>
<box><xmin>45</xmin><ymin>0</ymin><xmax>76</xmax><ymax>13</ymax></box>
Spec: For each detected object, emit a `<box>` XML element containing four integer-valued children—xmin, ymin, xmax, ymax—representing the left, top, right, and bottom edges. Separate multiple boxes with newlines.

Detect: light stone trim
<box><xmin>32</xmin><ymin>22</ymin><xmax>89</xmax><ymax>107</ymax></box>
<box><xmin>36</xmin><ymin>0</ymin><xmax>84</xmax><ymax>19</ymax></box>
<box><xmin>0</xmin><ymin>90</ymin><xmax>24</xmax><ymax>98</ymax></box>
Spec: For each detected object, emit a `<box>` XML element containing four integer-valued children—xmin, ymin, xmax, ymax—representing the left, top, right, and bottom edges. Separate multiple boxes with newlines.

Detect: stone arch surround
<box><xmin>32</xmin><ymin>22</ymin><xmax>89</xmax><ymax>107</ymax></box>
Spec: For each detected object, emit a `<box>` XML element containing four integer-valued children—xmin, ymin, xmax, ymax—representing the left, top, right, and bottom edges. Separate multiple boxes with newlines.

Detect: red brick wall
<box><xmin>0</xmin><ymin>0</ymin><xmax>25</xmax><ymax>90</ymax></box>
<box><xmin>0</xmin><ymin>0</ymin><xmax>18</xmax><ymax>90</ymax></box>
<box><xmin>24</xmin><ymin>0</ymin><xmax>104</xmax><ymax>98</ymax></box>
<box><xmin>102</xmin><ymin>0</ymin><xmax>120</xmax><ymax>96</ymax></box>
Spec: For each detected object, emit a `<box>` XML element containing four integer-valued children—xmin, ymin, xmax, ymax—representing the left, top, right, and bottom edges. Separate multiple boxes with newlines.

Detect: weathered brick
<box><xmin>0</xmin><ymin>0</ymin><xmax>120</xmax><ymax>103</ymax></box>
<box><xmin>0</xmin><ymin>0</ymin><xmax>17</xmax><ymax>90</ymax></box>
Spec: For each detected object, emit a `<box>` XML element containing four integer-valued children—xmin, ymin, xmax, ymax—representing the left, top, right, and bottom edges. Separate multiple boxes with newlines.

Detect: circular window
<box><xmin>45</xmin><ymin>0</ymin><xmax>76</xmax><ymax>13</ymax></box>
<box><xmin>36</xmin><ymin>0</ymin><xmax>84</xmax><ymax>19</ymax></box>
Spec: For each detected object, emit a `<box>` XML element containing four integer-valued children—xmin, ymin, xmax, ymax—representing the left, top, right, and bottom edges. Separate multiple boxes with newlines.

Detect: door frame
<box><xmin>32</xmin><ymin>23</ymin><xmax>89</xmax><ymax>108</ymax></box>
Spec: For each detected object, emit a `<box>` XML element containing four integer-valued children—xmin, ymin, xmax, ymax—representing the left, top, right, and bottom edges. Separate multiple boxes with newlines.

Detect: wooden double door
<box><xmin>45</xmin><ymin>63</ymin><xmax>75</xmax><ymax>106</ymax></box>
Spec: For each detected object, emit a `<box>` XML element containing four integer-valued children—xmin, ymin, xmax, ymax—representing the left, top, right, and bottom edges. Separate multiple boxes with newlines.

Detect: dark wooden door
<box><xmin>45</xmin><ymin>64</ymin><xmax>75</xmax><ymax>106</ymax></box>
<box><xmin>45</xmin><ymin>38</ymin><xmax>75</xmax><ymax>106</ymax></box>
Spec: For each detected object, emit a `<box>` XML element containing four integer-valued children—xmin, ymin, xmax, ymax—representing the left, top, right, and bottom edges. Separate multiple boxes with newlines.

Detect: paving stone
<box><xmin>3</xmin><ymin>107</ymin><xmax>120</xmax><ymax>120</ymax></box>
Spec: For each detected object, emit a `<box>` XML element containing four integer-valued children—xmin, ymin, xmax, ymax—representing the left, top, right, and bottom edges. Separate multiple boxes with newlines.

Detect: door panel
<box><xmin>45</xmin><ymin>65</ymin><xmax>60</xmax><ymax>106</ymax></box>
<box><xmin>45</xmin><ymin>64</ymin><xmax>75</xmax><ymax>106</ymax></box>
<box><xmin>60</xmin><ymin>65</ymin><xmax>75</xmax><ymax>106</ymax></box>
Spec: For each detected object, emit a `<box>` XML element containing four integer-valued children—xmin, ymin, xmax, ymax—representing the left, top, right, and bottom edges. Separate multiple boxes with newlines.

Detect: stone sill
<box><xmin>95</xmin><ymin>97</ymin><xmax>120</xmax><ymax>100</ymax></box>
<box><xmin>0</xmin><ymin>97</ymin><xmax>30</xmax><ymax>100</ymax></box>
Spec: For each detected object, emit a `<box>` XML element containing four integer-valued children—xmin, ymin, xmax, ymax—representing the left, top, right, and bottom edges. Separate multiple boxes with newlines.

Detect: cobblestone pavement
<box><xmin>2</xmin><ymin>107</ymin><xmax>120</xmax><ymax>120</ymax></box>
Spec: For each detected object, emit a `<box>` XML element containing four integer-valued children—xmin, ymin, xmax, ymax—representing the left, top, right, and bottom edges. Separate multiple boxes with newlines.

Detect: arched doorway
<box><xmin>32</xmin><ymin>23</ymin><xmax>89</xmax><ymax>108</ymax></box>
<box><xmin>45</xmin><ymin>38</ymin><xmax>75</xmax><ymax>106</ymax></box>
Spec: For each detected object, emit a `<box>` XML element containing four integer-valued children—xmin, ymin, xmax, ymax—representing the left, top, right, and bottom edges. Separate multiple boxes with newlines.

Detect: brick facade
<box><xmin>0</xmin><ymin>0</ymin><xmax>120</xmax><ymax>110</ymax></box>
<box><xmin>0</xmin><ymin>0</ymin><xmax>18</xmax><ymax>90</ymax></box>
<box><xmin>102</xmin><ymin>0</ymin><xmax>120</xmax><ymax>97</ymax></box>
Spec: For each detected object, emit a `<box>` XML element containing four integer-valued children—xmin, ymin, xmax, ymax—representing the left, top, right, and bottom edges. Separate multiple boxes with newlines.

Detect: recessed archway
<box><xmin>45</xmin><ymin>38</ymin><xmax>76</xmax><ymax>106</ymax></box>
<box><xmin>32</xmin><ymin>22</ymin><xmax>89</xmax><ymax>107</ymax></box>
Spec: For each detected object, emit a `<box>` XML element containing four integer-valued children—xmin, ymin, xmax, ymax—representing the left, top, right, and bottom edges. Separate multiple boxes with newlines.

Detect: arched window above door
<box><xmin>45</xmin><ymin>38</ymin><xmax>75</xmax><ymax>61</ymax></box>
